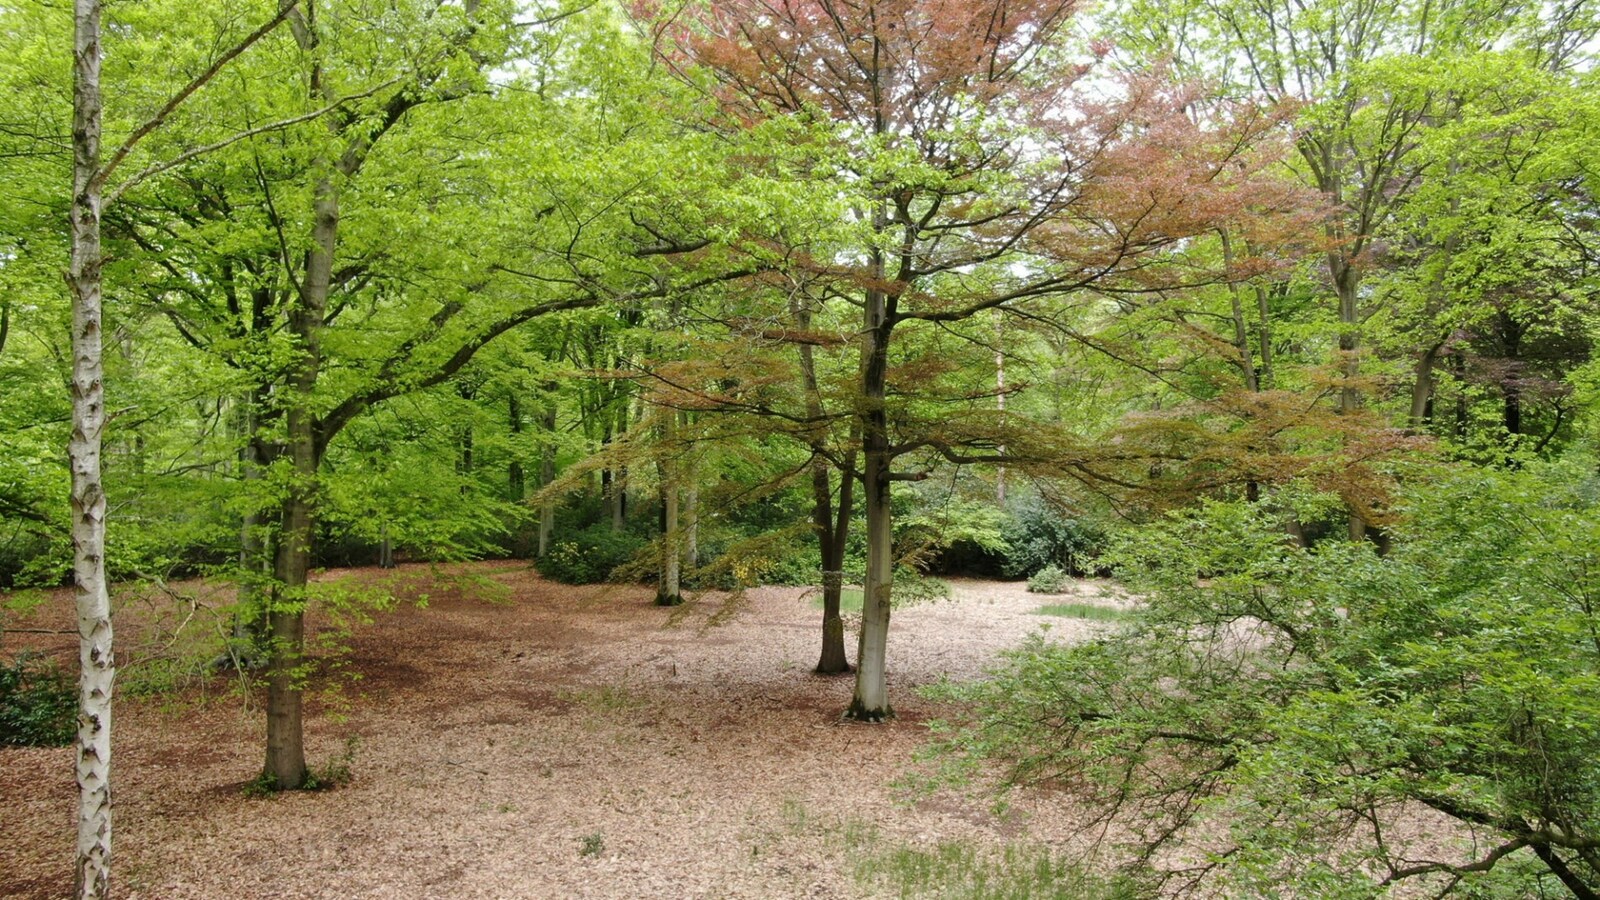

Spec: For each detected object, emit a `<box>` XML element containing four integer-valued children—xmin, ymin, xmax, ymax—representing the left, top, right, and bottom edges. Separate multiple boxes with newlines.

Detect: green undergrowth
<box><xmin>1031</xmin><ymin>602</ymin><xmax>1131</xmax><ymax>622</ymax></box>
<box><xmin>772</xmin><ymin>797</ymin><xmax>1133</xmax><ymax>900</ymax></box>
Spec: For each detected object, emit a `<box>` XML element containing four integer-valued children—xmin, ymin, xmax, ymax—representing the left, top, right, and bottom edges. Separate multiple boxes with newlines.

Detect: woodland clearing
<box><xmin>1</xmin><ymin>564</ymin><xmax>1125</xmax><ymax>899</ymax></box>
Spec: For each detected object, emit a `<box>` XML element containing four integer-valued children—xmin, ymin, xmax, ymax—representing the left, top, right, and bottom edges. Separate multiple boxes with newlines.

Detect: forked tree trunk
<box><xmin>68</xmin><ymin>1</ymin><xmax>114</xmax><ymax>893</ymax></box>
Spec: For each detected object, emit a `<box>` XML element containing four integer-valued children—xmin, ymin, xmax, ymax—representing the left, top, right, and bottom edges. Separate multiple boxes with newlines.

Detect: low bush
<box><xmin>0</xmin><ymin>653</ymin><xmax>76</xmax><ymax>747</ymax></box>
<box><xmin>536</xmin><ymin>525</ymin><xmax>647</xmax><ymax>584</ymax></box>
<box><xmin>1025</xmin><ymin>564</ymin><xmax>1068</xmax><ymax>594</ymax></box>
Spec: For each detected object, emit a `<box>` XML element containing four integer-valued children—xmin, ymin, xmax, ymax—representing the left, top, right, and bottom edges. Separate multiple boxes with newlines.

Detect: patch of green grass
<box><xmin>809</xmin><ymin>587</ymin><xmax>864</xmax><ymax>613</ymax></box>
<box><xmin>1032</xmin><ymin>602</ymin><xmax>1130</xmax><ymax>621</ymax></box>
<box><xmin>846</xmin><ymin>826</ymin><xmax>1135</xmax><ymax>900</ymax></box>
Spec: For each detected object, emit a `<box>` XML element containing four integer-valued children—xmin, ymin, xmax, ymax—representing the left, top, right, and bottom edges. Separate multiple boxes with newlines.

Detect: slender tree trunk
<box><xmin>1254</xmin><ymin>282</ymin><xmax>1277</xmax><ymax>390</ymax></box>
<box><xmin>1410</xmin><ymin>341</ymin><xmax>1442</xmax><ymax>429</ymax></box>
<box><xmin>1333</xmin><ymin>261</ymin><xmax>1366</xmax><ymax>541</ymax></box>
<box><xmin>795</xmin><ymin>297</ymin><xmax>853</xmax><ymax>674</ymax></box>
<box><xmin>847</xmin><ymin>276</ymin><xmax>894</xmax><ymax>721</ymax></box>
<box><xmin>812</xmin><ymin>463</ymin><xmax>853</xmax><ymax>675</ymax></box>
<box><xmin>507</xmin><ymin>392</ymin><xmax>525</xmax><ymax>502</ymax></box>
<box><xmin>994</xmin><ymin>310</ymin><xmax>1007</xmax><ymax>505</ymax></box>
<box><xmin>538</xmin><ymin>397</ymin><xmax>556</xmax><ymax>557</ymax></box>
<box><xmin>232</xmin><ymin>396</ymin><xmax>269</xmax><ymax>664</ymax></box>
<box><xmin>656</xmin><ymin>416</ymin><xmax>682</xmax><ymax>606</ymax></box>
<box><xmin>68</xmin><ymin>2</ymin><xmax>114</xmax><ymax>892</ymax></box>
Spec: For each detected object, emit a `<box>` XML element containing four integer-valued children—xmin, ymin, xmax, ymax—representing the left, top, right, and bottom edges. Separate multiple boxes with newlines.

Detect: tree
<box><xmin>649</xmin><ymin>0</ymin><xmax>1310</xmax><ymax>719</ymax></box>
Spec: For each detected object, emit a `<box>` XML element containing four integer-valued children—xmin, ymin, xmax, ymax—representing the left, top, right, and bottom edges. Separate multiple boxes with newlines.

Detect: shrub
<box><xmin>1025</xmin><ymin>564</ymin><xmax>1068</xmax><ymax>594</ymax></box>
<box><xmin>0</xmin><ymin>653</ymin><xmax>76</xmax><ymax>747</ymax></box>
<box><xmin>1000</xmin><ymin>498</ymin><xmax>1106</xmax><ymax>578</ymax></box>
<box><xmin>931</xmin><ymin>466</ymin><xmax>1600</xmax><ymax>897</ymax></box>
<box><xmin>536</xmin><ymin>525</ymin><xmax>647</xmax><ymax>584</ymax></box>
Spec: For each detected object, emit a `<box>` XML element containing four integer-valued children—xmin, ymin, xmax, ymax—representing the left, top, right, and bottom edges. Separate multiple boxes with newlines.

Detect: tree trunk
<box><xmin>231</xmin><ymin>396</ymin><xmax>269</xmax><ymax>666</ymax></box>
<box><xmin>847</xmin><ymin>277</ymin><xmax>893</xmax><ymax>721</ymax></box>
<box><xmin>538</xmin><ymin>397</ymin><xmax>556</xmax><ymax>557</ymax></box>
<box><xmin>812</xmin><ymin>462</ymin><xmax>853</xmax><ymax>675</ymax></box>
<box><xmin>1409</xmin><ymin>341</ymin><xmax>1442</xmax><ymax>429</ymax></box>
<box><xmin>1333</xmin><ymin>261</ymin><xmax>1366</xmax><ymax>542</ymax></box>
<box><xmin>263</xmin><ymin>84</ymin><xmax>339</xmax><ymax>786</ymax></box>
<box><xmin>994</xmin><ymin>310</ymin><xmax>1007</xmax><ymax>505</ymax></box>
<box><xmin>68</xmin><ymin>2</ymin><xmax>114</xmax><ymax>893</ymax></box>
<box><xmin>507</xmin><ymin>392</ymin><xmax>525</xmax><ymax>502</ymax></box>
<box><xmin>656</xmin><ymin>417</ymin><xmax>682</xmax><ymax>606</ymax></box>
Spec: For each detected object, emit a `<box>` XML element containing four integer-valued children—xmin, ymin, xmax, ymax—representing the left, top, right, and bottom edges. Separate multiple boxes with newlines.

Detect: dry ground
<box><xmin>1</xmin><ymin>564</ymin><xmax>1126</xmax><ymax>899</ymax></box>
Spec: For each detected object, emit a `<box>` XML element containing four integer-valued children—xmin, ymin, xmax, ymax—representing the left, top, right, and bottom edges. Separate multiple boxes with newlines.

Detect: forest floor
<box><xmin>1</xmin><ymin>563</ymin><xmax>1133</xmax><ymax>899</ymax></box>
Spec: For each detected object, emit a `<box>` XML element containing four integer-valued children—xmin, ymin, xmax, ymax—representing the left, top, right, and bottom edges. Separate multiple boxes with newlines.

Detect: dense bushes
<box><xmin>930</xmin><ymin>466</ymin><xmax>1600</xmax><ymax>897</ymax></box>
<box><xmin>535</xmin><ymin>524</ymin><xmax>648</xmax><ymax>584</ymax></box>
<box><xmin>999</xmin><ymin>498</ymin><xmax>1107</xmax><ymax>579</ymax></box>
<box><xmin>0</xmin><ymin>653</ymin><xmax>75</xmax><ymax>747</ymax></box>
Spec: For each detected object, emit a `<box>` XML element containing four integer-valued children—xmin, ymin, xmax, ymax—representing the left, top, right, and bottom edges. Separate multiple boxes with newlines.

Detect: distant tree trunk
<box><xmin>811</xmin><ymin>462</ymin><xmax>854</xmax><ymax>675</ymax></box>
<box><xmin>1254</xmin><ymin>281</ymin><xmax>1278</xmax><ymax>390</ymax></box>
<box><xmin>1409</xmin><ymin>341</ymin><xmax>1443</xmax><ymax>429</ymax></box>
<box><xmin>994</xmin><ymin>310</ymin><xmax>1007</xmax><ymax>505</ymax></box>
<box><xmin>795</xmin><ymin>297</ymin><xmax>853</xmax><ymax>674</ymax></box>
<box><xmin>232</xmin><ymin>395</ymin><xmax>270</xmax><ymax>663</ymax></box>
<box><xmin>1333</xmin><ymin>258</ymin><xmax>1366</xmax><ymax>542</ymax></box>
<box><xmin>656</xmin><ymin>416</ymin><xmax>682</xmax><ymax>606</ymax></box>
<box><xmin>847</xmin><ymin>268</ymin><xmax>894</xmax><ymax>722</ymax></box>
<box><xmin>538</xmin><ymin>396</ymin><xmax>557</xmax><ymax>557</ymax></box>
<box><xmin>609</xmin><ymin>401</ymin><xmax>628</xmax><ymax>531</ymax></box>
<box><xmin>507</xmin><ymin>393</ymin><xmax>525</xmax><ymax>502</ymax></box>
<box><xmin>378</xmin><ymin>523</ymin><xmax>394</xmax><ymax>569</ymax></box>
<box><xmin>68</xmin><ymin>1</ymin><xmax>114</xmax><ymax>893</ymax></box>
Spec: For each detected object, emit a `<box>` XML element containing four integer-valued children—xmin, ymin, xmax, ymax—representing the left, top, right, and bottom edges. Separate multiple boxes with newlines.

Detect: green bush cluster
<box><xmin>535</xmin><ymin>525</ymin><xmax>648</xmax><ymax>584</ymax></box>
<box><xmin>1025</xmin><ymin>564</ymin><xmax>1068</xmax><ymax>594</ymax></box>
<box><xmin>0</xmin><ymin>653</ymin><xmax>76</xmax><ymax>747</ymax></box>
<box><xmin>1000</xmin><ymin>498</ymin><xmax>1107</xmax><ymax>579</ymax></box>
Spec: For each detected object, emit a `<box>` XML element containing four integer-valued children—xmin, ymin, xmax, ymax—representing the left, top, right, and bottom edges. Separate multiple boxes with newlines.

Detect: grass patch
<box><xmin>809</xmin><ymin>587</ymin><xmax>864</xmax><ymax>613</ymax></box>
<box><xmin>846</xmin><ymin>825</ymin><xmax>1133</xmax><ymax>899</ymax></box>
<box><xmin>1032</xmin><ymin>602</ymin><xmax>1130</xmax><ymax>621</ymax></box>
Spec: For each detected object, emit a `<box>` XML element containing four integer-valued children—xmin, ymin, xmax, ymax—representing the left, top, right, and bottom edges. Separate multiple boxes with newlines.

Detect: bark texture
<box><xmin>69</xmin><ymin>2</ymin><xmax>114</xmax><ymax>894</ymax></box>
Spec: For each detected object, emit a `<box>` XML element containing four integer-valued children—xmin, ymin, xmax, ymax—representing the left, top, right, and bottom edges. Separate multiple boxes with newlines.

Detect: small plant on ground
<box><xmin>1026</xmin><ymin>565</ymin><xmax>1068</xmax><ymax>594</ymax></box>
<box><xmin>0</xmin><ymin>652</ymin><xmax>76</xmax><ymax>747</ymax></box>
<box><xmin>578</xmin><ymin>831</ymin><xmax>605</xmax><ymax>858</ymax></box>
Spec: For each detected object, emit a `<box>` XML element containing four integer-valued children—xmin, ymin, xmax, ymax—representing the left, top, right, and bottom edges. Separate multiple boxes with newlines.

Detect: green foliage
<box><xmin>536</xmin><ymin>525</ymin><xmax>648</xmax><ymax>584</ymax></box>
<box><xmin>931</xmin><ymin>464</ymin><xmax>1600</xmax><ymax>896</ymax></box>
<box><xmin>0</xmin><ymin>653</ymin><xmax>76</xmax><ymax>747</ymax></box>
<box><xmin>1000</xmin><ymin>499</ymin><xmax>1107</xmax><ymax>579</ymax></box>
<box><xmin>578</xmin><ymin>831</ymin><xmax>605</xmax><ymax>858</ymax></box>
<box><xmin>1025</xmin><ymin>565</ymin><xmax>1068</xmax><ymax>594</ymax></box>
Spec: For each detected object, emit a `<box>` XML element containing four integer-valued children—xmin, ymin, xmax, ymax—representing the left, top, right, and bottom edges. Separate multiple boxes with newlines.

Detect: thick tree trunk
<box><xmin>847</xmin><ymin>281</ymin><xmax>893</xmax><ymax>721</ymax></box>
<box><xmin>69</xmin><ymin>2</ymin><xmax>114</xmax><ymax>893</ymax></box>
<box><xmin>263</xmin><ymin>90</ymin><xmax>338</xmax><ymax>786</ymax></box>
